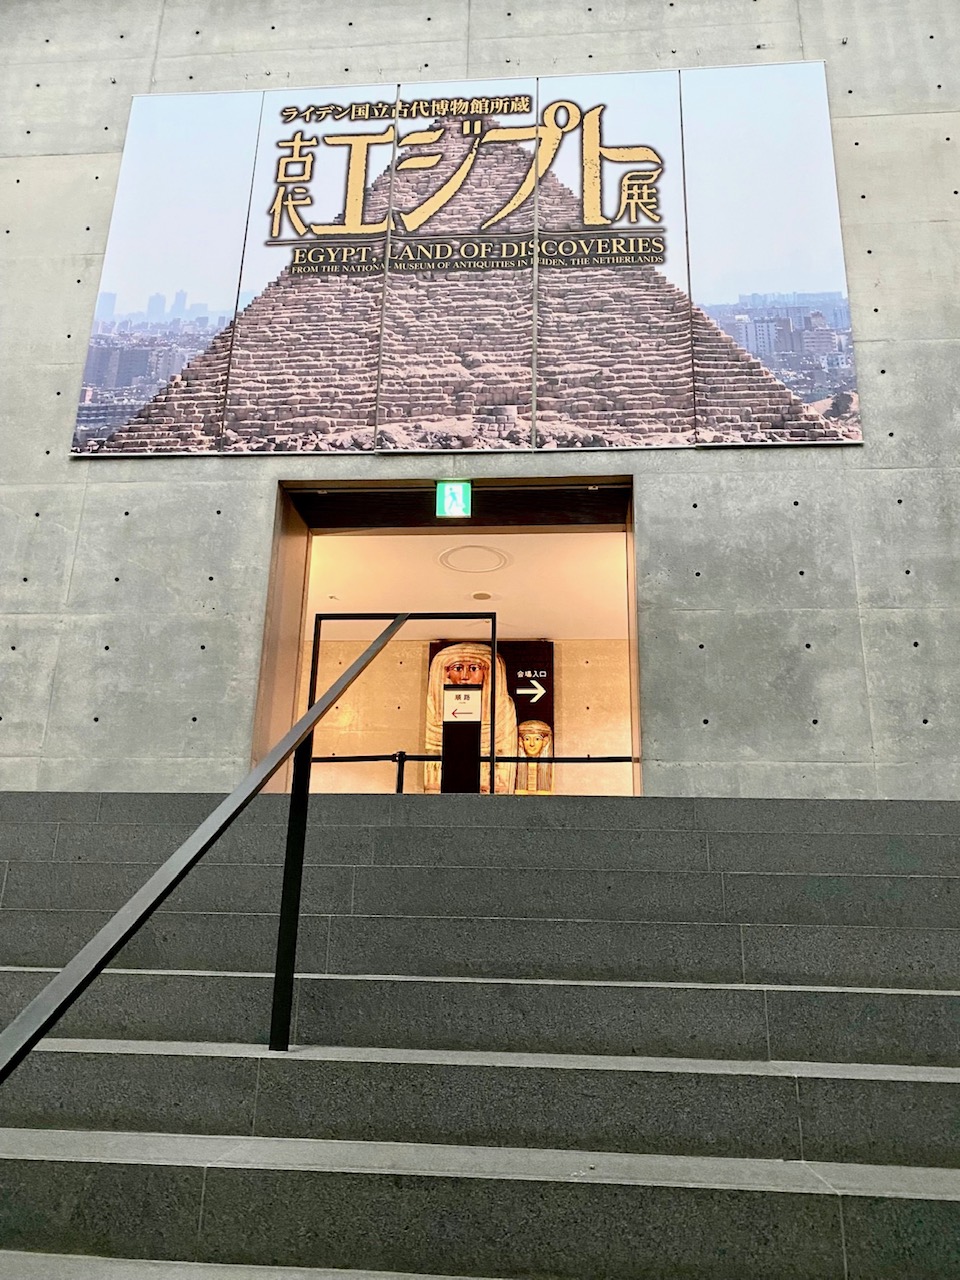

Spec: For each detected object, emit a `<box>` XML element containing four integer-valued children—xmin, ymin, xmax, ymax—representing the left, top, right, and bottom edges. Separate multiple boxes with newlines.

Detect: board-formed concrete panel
<box><xmin>0</xmin><ymin>60</ymin><xmax>152</xmax><ymax>158</ymax></box>
<box><xmin>848</xmin><ymin>469</ymin><xmax>960</xmax><ymax>609</ymax></box>
<box><xmin>0</xmin><ymin>617</ymin><xmax>64</xmax><ymax>756</ymax></box>
<box><xmin>42</xmin><ymin>611</ymin><xmax>261</xmax><ymax>763</ymax></box>
<box><xmin>0</xmin><ymin>155</ymin><xmax>121</xmax><ymax>259</ymax></box>
<box><xmin>469</xmin><ymin>0</ymin><xmax>804</xmax><ymax>39</ymax></box>
<box><xmin>156</xmin><ymin>0</ymin><xmax>470</xmax><ymax>58</ymax></box>
<box><xmin>149</xmin><ymin>46</ymin><xmax>468</xmax><ymax>96</ymax></box>
<box><xmin>0</xmin><ymin>362</ymin><xmax>89</xmax><ymax>485</ymax></box>
<box><xmin>833</xmin><ymin>113</ymin><xmax>960</xmax><ymax>227</ymax></box>
<box><xmin>633</xmin><ymin>472</ymin><xmax>860</xmax><ymax>613</ymax></box>
<box><xmin>64</xmin><ymin>481</ymin><xmax>276</xmax><ymax>616</ymax></box>
<box><xmin>34</xmin><ymin>754</ymin><xmax>249</xmax><ymax>793</ymax></box>
<box><xmin>840</xmin><ymin>339</ymin><xmax>960</xmax><ymax>471</ymax></box>
<box><xmin>642</xmin><ymin>762</ymin><xmax>878</xmax><ymax>800</ymax></box>
<box><xmin>639</xmin><ymin>608</ymin><xmax>873</xmax><ymax>766</ymax></box>
<box><xmin>0</xmin><ymin>255</ymin><xmax>107</xmax><ymax>370</ymax></box>
<box><xmin>0</xmin><ymin>487</ymin><xmax>86</xmax><ymax>617</ymax></box>
<box><xmin>799</xmin><ymin>0</ymin><xmax>958</xmax><ymax>118</ymax></box>
<box><xmin>0</xmin><ymin>0</ymin><xmax>164</xmax><ymax>65</ymax></box>
<box><xmin>859</xmin><ymin>608</ymin><xmax>960</xmax><ymax>764</ymax></box>
<box><xmin>841</xmin><ymin>220</ymin><xmax>960</xmax><ymax>342</ymax></box>
<box><xmin>466</xmin><ymin>23</ymin><xmax>804</xmax><ymax>79</ymax></box>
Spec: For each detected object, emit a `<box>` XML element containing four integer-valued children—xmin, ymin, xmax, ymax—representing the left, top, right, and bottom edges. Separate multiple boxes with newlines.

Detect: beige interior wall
<box><xmin>304</xmin><ymin>638</ymin><xmax>633</xmax><ymax>795</ymax></box>
<box><xmin>553</xmin><ymin>640</ymin><xmax>634</xmax><ymax>796</ymax></box>
<box><xmin>252</xmin><ymin>492</ymin><xmax>311</xmax><ymax>792</ymax></box>
<box><xmin>308</xmin><ymin>640</ymin><xmax>430</xmax><ymax>794</ymax></box>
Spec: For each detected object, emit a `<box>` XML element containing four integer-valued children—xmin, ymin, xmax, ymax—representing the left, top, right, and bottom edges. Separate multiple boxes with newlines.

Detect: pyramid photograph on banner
<box><xmin>220</xmin><ymin>84</ymin><xmax>399</xmax><ymax>453</ymax></box>
<box><xmin>375</xmin><ymin>78</ymin><xmax>538</xmax><ymax>452</ymax></box>
<box><xmin>73</xmin><ymin>66</ymin><xmax>860</xmax><ymax>455</ymax></box>
<box><xmin>534</xmin><ymin>70</ymin><xmax>696</xmax><ymax>449</ymax></box>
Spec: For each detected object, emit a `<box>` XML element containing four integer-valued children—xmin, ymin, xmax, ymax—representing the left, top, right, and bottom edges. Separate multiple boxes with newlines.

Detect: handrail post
<box><xmin>489</xmin><ymin>611</ymin><xmax>497</xmax><ymax>795</ymax></box>
<box><xmin>269</xmin><ymin>732</ymin><xmax>313</xmax><ymax>1052</ymax></box>
<box><xmin>395</xmin><ymin>750</ymin><xmax>407</xmax><ymax>794</ymax></box>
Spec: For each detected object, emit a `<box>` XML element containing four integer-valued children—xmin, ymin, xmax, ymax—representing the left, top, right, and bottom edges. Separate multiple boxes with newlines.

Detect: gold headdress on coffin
<box><xmin>424</xmin><ymin>642</ymin><xmax>518</xmax><ymax>794</ymax></box>
<box><xmin>516</xmin><ymin>719</ymin><xmax>554</xmax><ymax>795</ymax></box>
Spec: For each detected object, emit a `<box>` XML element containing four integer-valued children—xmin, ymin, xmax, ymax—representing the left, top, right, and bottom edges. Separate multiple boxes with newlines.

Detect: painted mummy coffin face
<box><xmin>520</xmin><ymin>729</ymin><xmax>547</xmax><ymax>756</ymax></box>
<box><xmin>445</xmin><ymin>658</ymin><xmax>487</xmax><ymax>685</ymax></box>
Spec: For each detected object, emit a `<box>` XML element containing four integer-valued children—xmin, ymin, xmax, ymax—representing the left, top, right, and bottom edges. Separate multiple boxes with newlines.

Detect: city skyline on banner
<box><xmin>74</xmin><ymin>62</ymin><xmax>861</xmax><ymax>455</ymax></box>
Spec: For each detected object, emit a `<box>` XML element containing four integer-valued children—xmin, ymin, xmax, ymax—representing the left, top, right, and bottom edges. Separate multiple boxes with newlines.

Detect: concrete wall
<box><xmin>2</xmin><ymin>0</ymin><xmax>958</xmax><ymax>798</ymax></box>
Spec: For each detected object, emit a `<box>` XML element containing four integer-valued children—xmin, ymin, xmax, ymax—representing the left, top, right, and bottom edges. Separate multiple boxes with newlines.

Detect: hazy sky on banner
<box><xmin>681</xmin><ymin>61</ymin><xmax>848</xmax><ymax>303</ymax></box>
<box><xmin>98</xmin><ymin>91</ymin><xmax>261</xmax><ymax>314</ymax></box>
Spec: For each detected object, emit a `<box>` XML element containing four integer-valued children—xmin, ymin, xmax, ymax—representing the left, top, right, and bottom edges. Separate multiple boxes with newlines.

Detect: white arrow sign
<box><xmin>516</xmin><ymin>678</ymin><xmax>546</xmax><ymax>703</ymax></box>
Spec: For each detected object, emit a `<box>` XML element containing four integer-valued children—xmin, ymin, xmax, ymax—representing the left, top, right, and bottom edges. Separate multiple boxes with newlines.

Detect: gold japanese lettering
<box><xmin>481</xmin><ymin>100</ymin><xmax>581</xmax><ymax>229</ymax></box>
<box><xmin>613</xmin><ymin>168</ymin><xmax>663</xmax><ymax>223</ymax></box>
<box><xmin>581</xmin><ymin>105</ymin><xmax>662</xmax><ymax>226</ymax></box>
<box><xmin>308</xmin><ymin>127</ymin><xmax>395</xmax><ymax>236</ymax></box>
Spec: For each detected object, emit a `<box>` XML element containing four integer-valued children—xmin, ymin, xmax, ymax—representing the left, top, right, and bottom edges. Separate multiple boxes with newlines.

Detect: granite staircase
<box><xmin>0</xmin><ymin>791</ymin><xmax>958</xmax><ymax>1278</ymax></box>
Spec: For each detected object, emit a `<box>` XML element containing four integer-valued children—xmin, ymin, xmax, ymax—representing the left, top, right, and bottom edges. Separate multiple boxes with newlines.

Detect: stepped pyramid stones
<box><xmin>376</xmin><ymin>117</ymin><xmax>535</xmax><ymax>451</ymax></box>
<box><xmin>377</xmin><ymin>265</ymin><xmax>535</xmax><ymax>451</ymax></box>
<box><xmin>222</xmin><ymin>273</ymin><xmax>383</xmax><ymax>453</ymax></box>
<box><xmin>537</xmin><ymin>161</ymin><xmax>695</xmax><ymax>448</ymax></box>
<box><xmin>80</xmin><ymin>113</ymin><xmax>842</xmax><ymax>454</ymax></box>
<box><xmin>692</xmin><ymin>313</ymin><xmax>843</xmax><ymax>443</ymax></box>
<box><xmin>535</xmin><ymin>264</ymin><xmax>696</xmax><ymax>449</ymax></box>
<box><xmin>80</xmin><ymin>331</ymin><xmax>231</xmax><ymax>454</ymax></box>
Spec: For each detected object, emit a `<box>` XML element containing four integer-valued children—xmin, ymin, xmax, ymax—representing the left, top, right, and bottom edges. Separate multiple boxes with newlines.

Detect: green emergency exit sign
<box><xmin>436</xmin><ymin>480</ymin><xmax>472</xmax><ymax>518</ymax></box>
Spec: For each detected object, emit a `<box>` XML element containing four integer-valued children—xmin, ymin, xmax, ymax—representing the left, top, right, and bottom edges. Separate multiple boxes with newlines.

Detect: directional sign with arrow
<box><xmin>430</xmin><ymin>638</ymin><xmax>555</xmax><ymax>751</ymax></box>
<box><xmin>503</xmin><ymin>640</ymin><xmax>555</xmax><ymax>742</ymax></box>
<box><xmin>443</xmin><ymin>686</ymin><xmax>480</xmax><ymax>722</ymax></box>
<box><xmin>516</xmin><ymin>677</ymin><xmax>546</xmax><ymax>704</ymax></box>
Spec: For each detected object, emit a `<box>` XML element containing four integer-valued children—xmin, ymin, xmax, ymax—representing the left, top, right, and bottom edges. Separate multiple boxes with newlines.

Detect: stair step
<box><xmin>3</xmin><ymin>969</ymin><xmax>958</xmax><ymax>1067</ymax></box>
<box><xmin>4</xmin><ymin>792</ymin><xmax>960</xmax><ymax>837</ymax></box>
<box><xmin>2</xmin><ymin>1128</ymin><xmax>959</xmax><ymax>1278</ymax></box>
<box><xmin>4</xmin><ymin>793</ymin><xmax>960</xmax><ymax>1276</ymax></box>
<box><xmin>4</xmin><ymin>857</ymin><xmax>958</xmax><ymax>928</ymax></box>
<box><xmin>0</xmin><ymin>1252</ymin><xmax>498</xmax><ymax>1279</ymax></box>
<box><xmin>2</xmin><ymin>1040</ymin><xmax>958</xmax><ymax>1168</ymax></box>
<box><xmin>3</xmin><ymin>912</ymin><xmax>958</xmax><ymax>989</ymax></box>
<box><xmin>10</xmin><ymin>821</ymin><xmax>956</xmax><ymax>874</ymax></box>
<box><xmin>1</xmin><ymin>821</ymin><xmax>712</xmax><ymax>871</ymax></box>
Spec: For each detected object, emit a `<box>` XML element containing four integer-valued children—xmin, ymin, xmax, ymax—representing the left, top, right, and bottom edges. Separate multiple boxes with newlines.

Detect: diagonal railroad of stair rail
<box><xmin>0</xmin><ymin>610</ymin><xmax>502</xmax><ymax>1086</ymax></box>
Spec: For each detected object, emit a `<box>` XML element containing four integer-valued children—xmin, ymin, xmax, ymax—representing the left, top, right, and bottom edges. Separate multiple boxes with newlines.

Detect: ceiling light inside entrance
<box><xmin>438</xmin><ymin>545</ymin><xmax>510</xmax><ymax>573</ymax></box>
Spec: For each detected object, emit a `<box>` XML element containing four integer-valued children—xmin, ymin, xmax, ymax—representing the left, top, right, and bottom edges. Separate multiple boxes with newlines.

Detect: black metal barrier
<box><xmin>309</xmin><ymin>612</ymin><xmax>498</xmax><ymax>795</ymax></box>
<box><xmin>311</xmin><ymin>752</ymin><xmax>634</xmax><ymax>794</ymax></box>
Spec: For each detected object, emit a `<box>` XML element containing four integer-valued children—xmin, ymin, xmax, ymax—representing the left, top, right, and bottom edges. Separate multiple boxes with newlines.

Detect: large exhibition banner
<box><xmin>73</xmin><ymin>63</ymin><xmax>861</xmax><ymax>455</ymax></box>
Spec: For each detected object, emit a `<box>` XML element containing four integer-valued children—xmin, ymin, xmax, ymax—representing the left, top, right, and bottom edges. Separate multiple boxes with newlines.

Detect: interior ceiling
<box><xmin>306</xmin><ymin>530</ymin><xmax>630</xmax><ymax>641</ymax></box>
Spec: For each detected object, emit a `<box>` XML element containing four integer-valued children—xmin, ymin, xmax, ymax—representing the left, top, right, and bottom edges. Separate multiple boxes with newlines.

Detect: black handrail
<box><xmin>310</xmin><ymin>752</ymin><xmax>635</xmax><ymax>794</ymax></box>
<box><xmin>0</xmin><ymin>608</ymin><xmax>507</xmax><ymax>1084</ymax></box>
<box><xmin>0</xmin><ymin>612</ymin><xmax>411</xmax><ymax>1086</ymax></box>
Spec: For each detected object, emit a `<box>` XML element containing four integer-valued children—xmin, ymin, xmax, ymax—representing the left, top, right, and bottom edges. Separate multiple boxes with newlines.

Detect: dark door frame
<box><xmin>253</xmin><ymin>475</ymin><xmax>641</xmax><ymax>793</ymax></box>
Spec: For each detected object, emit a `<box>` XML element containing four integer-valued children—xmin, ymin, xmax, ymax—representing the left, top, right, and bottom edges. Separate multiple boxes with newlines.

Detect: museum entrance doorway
<box><xmin>254</xmin><ymin>479</ymin><xmax>639</xmax><ymax>795</ymax></box>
